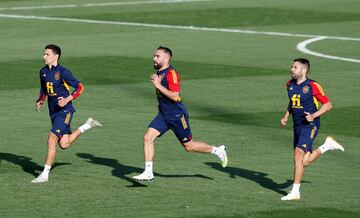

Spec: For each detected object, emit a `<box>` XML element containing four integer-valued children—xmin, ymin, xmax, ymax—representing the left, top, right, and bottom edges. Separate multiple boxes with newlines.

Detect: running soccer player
<box><xmin>132</xmin><ymin>46</ymin><xmax>228</xmax><ymax>182</ymax></box>
<box><xmin>280</xmin><ymin>58</ymin><xmax>344</xmax><ymax>200</ymax></box>
<box><xmin>32</xmin><ymin>44</ymin><xmax>102</xmax><ymax>183</ymax></box>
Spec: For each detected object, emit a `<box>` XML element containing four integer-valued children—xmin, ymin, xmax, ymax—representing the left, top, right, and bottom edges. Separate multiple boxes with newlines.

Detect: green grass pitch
<box><xmin>0</xmin><ymin>0</ymin><xmax>359</xmax><ymax>217</ymax></box>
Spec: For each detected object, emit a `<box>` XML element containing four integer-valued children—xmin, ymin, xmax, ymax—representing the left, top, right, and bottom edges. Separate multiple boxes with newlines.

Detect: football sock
<box><xmin>42</xmin><ymin>164</ymin><xmax>51</xmax><ymax>176</ymax></box>
<box><xmin>291</xmin><ymin>183</ymin><xmax>301</xmax><ymax>193</ymax></box>
<box><xmin>211</xmin><ymin>146</ymin><xmax>220</xmax><ymax>156</ymax></box>
<box><xmin>319</xmin><ymin>143</ymin><xmax>331</xmax><ymax>154</ymax></box>
<box><xmin>145</xmin><ymin>161</ymin><xmax>153</xmax><ymax>174</ymax></box>
<box><xmin>78</xmin><ymin>123</ymin><xmax>92</xmax><ymax>133</ymax></box>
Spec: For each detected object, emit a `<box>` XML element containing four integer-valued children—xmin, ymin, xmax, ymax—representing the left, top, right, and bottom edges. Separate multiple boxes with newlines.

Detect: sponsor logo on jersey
<box><xmin>302</xmin><ymin>85</ymin><xmax>309</xmax><ymax>94</ymax></box>
<box><xmin>54</xmin><ymin>72</ymin><xmax>61</xmax><ymax>80</ymax></box>
<box><xmin>289</xmin><ymin>86</ymin><xmax>293</xmax><ymax>91</ymax></box>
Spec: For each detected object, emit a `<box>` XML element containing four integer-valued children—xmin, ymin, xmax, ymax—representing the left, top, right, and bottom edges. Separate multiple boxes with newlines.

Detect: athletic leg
<box><xmin>133</xmin><ymin>113</ymin><xmax>167</xmax><ymax>182</ymax></box>
<box><xmin>31</xmin><ymin>132</ymin><xmax>58</xmax><ymax>183</ymax></box>
<box><xmin>59</xmin><ymin>117</ymin><xmax>102</xmax><ymax>149</ymax></box>
<box><xmin>182</xmin><ymin>140</ymin><xmax>212</xmax><ymax>153</ymax></box>
<box><xmin>144</xmin><ymin>127</ymin><xmax>161</xmax><ymax>162</ymax></box>
<box><xmin>302</xmin><ymin>149</ymin><xmax>321</xmax><ymax>167</ymax></box>
<box><xmin>294</xmin><ymin>147</ymin><xmax>305</xmax><ymax>184</ymax></box>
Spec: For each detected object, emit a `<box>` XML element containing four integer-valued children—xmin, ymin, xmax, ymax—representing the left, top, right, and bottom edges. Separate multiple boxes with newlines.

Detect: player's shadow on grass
<box><xmin>205</xmin><ymin>162</ymin><xmax>293</xmax><ymax>195</ymax></box>
<box><xmin>77</xmin><ymin>153</ymin><xmax>213</xmax><ymax>188</ymax></box>
<box><xmin>0</xmin><ymin>152</ymin><xmax>70</xmax><ymax>177</ymax></box>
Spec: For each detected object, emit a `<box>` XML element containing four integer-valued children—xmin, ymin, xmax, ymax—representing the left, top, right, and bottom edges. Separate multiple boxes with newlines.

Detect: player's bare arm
<box><xmin>36</xmin><ymin>100</ymin><xmax>43</xmax><ymax>112</ymax></box>
<box><xmin>36</xmin><ymin>93</ymin><xmax>46</xmax><ymax>112</ymax></box>
<box><xmin>281</xmin><ymin>110</ymin><xmax>290</xmax><ymax>126</ymax></box>
<box><xmin>57</xmin><ymin>95</ymin><xmax>74</xmax><ymax>107</ymax></box>
<box><xmin>150</xmin><ymin>74</ymin><xmax>179</xmax><ymax>102</ymax></box>
<box><xmin>304</xmin><ymin>101</ymin><xmax>332</xmax><ymax>122</ymax></box>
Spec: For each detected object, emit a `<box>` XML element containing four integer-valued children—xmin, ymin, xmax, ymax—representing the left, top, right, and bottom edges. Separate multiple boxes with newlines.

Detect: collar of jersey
<box><xmin>293</xmin><ymin>78</ymin><xmax>309</xmax><ymax>86</ymax></box>
<box><xmin>46</xmin><ymin>64</ymin><xmax>60</xmax><ymax>72</ymax></box>
<box><xmin>157</xmin><ymin>65</ymin><xmax>172</xmax><ymax>74</ymax></box>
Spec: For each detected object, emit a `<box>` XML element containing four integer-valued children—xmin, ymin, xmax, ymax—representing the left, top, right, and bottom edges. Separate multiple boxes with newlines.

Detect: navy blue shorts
<box><xmin>149</xmin><ymin>112</ymin><xmax>192</xmax><ymax>144</ymax></box>
<box><xmin>50</xmin><ymin>110</ymin><xmax>74</xmax><ymax>138</ymax></box>
<box><xmin>293</xmin><ymin>124</ymin><xmax>319</xmax><ymax>153</ymax></box>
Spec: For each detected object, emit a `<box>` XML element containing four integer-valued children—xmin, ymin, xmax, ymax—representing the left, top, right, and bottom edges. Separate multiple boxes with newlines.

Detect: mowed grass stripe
<box><xmin>0</xmin><ymin>56</ymin><xmax>288</xmax><ymax>90</ymax></box>
<box><xmin>0</xmin><ymin>0</ymin><xmax>359</xmax><ymax>217</ymax></box>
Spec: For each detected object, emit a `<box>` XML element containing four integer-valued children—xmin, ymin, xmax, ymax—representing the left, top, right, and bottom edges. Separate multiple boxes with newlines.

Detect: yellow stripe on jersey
<box><xmin>313</xmin><ymin>82</ymin><xmax>325</xmax><ymax>96</ymax></box>
<box><xmin>63</xmin><ymin>80</ymin><xmax>70</xmax><ymax>93</ymax></box>
<box><xmin>170</xmin><ymin>70</ymin><xmax>178</xmax><ymax>84</ymax></box>
<box><xmin>313</xmin><ymin>97</ymin><xmax>319</xmax><ymax>109</ymax></box>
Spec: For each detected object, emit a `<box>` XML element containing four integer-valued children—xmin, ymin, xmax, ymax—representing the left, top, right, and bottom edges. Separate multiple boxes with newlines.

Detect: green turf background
<box><xmin>0</xmin><ymin>0</ymin><xmax>359</xmax><ymax>217</ymax></box>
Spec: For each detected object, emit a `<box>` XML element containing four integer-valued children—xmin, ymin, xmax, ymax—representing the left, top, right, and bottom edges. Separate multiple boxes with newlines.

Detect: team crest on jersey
<box><xmin>302</xmin><ymin>85</ymin><xmax>309</xmax><ymax>94</ymax></box>
<box><xmin>54</xmin><ymin>72</ymin><xmax>61</xmax><ymax>80</ymax></box>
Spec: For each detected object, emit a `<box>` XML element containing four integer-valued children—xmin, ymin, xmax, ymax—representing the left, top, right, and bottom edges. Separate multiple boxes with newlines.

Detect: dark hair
<box><xmin>157</xmin><ymin>46</ymin><xmax>172</xmax><ymax>58</ymax></box>
<box><xmin>45</xmin><ymin>44</ymin><xmax>61</xmax><ymax>60</ymax></box>
<box><xmin>293</xmin><ymin>58</ymin><xmax>310</xmax><ymax>73</ymax></box>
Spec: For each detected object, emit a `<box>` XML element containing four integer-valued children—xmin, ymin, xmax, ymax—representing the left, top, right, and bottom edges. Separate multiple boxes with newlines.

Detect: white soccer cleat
<box><xmin>281</xmin><ymin>192</ymin><xmax>300</xmax><ymax>201</ymax></box>
<box><xmin>324</xmin><ymin>136</ymin><xmax>344</xmax><ymax>151</ymax></box>
<box><xmin>31</xmin><ymin>174</ymin><xmax>49</xmax><ymax>183</ymax></box>
<box><xmin>86</xmin><ymin>117</ymin><xmax>102</xmax><ymax>128</ymax></box>
<box><xmin>218</xmin><ymin>145</ymin><xmax>228</xmax><ymax>168</ymax></box>
<box><xmin>132</xmin><ymin>172</ymin><xmax>154</xmax><ymax>182</ymax></box>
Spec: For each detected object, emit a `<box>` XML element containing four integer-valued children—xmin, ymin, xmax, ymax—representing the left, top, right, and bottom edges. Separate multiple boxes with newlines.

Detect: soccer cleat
<box><xmin>132</xmin><ymin>172</ymin><xmax>154</xmax><ymax>182</ymax></box>
<box><xmin>218</xmin><ymin>145</ymin><xmax>228</xmax><ymax>168</ymax></box>
<box><xmin>86</xmin><ymin>117</ymin><xmax>102</xmax><ymax>128</ymax></box>
<box><xmin>281</xmin><ymin>192</ymin><xmax>300</xmax><ymax>201</ymax></box>
<box><xmin>324</xmin><ymin>136</ymin><xmax>344</xmax><ymax>151</ymax></box>
<box><xmin>31</xmin><ymin>174</ymin><xmax>49</xmax><ymax>183</ymax></box>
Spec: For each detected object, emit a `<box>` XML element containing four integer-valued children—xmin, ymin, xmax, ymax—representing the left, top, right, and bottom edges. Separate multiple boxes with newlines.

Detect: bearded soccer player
<box><xmin>280</xmin><ymin>58</ymin><xmax>344</xmax><ymax>200</ymax></box>
<box><xmin>132</xmin><ymin>46</ymin><xmax>228</xmax><ymax>182</ymax></box>
<box><xmin>32</xmin><ymin>44</ymin><xmax>102</xmax><ymax>183</ymax></box>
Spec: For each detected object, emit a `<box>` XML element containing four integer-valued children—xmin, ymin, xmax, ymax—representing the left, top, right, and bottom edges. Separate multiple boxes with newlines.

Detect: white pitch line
<box><xmin>1</xmin><ymin>13</ymin><xmax>360</xmax><ymax>40</ymax></box>
<box><xmin>0</xmin><ymin>0</ymin><xmax>211</xmax><ymax>11</ymax></box>
<box><xmin>1</xmin><ymin>13</ymin><xmax>359</xmax><ymax>63</ymax></box>
<box><xmin>297</xmin><ymin>37</ymin><xmax>360</xmax><ymax>64</ymax></box>
<box><xmin>0</xmin><ymin>13</ymin><xmax>329</xmax><ymax>38</ymax></box>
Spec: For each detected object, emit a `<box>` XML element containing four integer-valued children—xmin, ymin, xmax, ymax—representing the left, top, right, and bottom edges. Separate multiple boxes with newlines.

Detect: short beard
<box><xmin>153</xmin><ymin>63</ymin><xmax>162</xmax><ymax>70</ymax></box>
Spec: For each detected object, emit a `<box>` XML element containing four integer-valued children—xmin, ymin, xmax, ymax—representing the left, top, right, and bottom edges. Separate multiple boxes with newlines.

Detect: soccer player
<box><xmin>32</xmin><ymin>44</ymin><xmax>102</xmax><ymax>183</ymax></box>
<box><xmin>132</xmin><ymin>46</ymin><xmax>228</xmax><ymax>182</ymax></box>
<box><xmin>280</xmin><ymin>58</ymin><xmax>344</xmax><ymax>200</ymax></box>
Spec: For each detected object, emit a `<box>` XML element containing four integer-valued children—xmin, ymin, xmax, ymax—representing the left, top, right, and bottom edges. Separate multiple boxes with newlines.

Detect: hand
<box><xmin>280</xmin><ymin>116</ymin><xmax>288</xmax><ymax>126</ymax></box>
<box><xmin>36</xmin><ymin>101</ymin><xmax>43</xmax><ymax>112</ymax></box>
<box><xmin>150</xmin><ymin>74</ymin><xmax>162</xmax><ymax>89</ymax></box>
<box><xmin>304</xmin><ymin>111</ymin><xmax>314</xmax><ymax>122</ymax></box>
<box><xmin>57</xmin><ymin>97</ymin><xmax>69</xmax><ymax>107</ymax></box>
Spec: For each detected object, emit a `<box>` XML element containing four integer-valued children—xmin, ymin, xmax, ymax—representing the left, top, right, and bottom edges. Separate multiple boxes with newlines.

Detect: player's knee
<box><xmin>303</xmin><ymin>159</ymin><xmax>310</xmax><ymax>167</ymax></box>
<box><xmin>182</xmin><ymin>143</ymin><xmax>193</xmax><ymax>152</ymax></box>
<box><xmin>59</xmin><ymin>140</ymin><xmax>70</xmax><ymax>150</ymax></box>
<box><xmin>294</xmin><ymin>156</ymin><xmax>303</xmax><ymax>165</ymax></box>
<box><xmin>47</xmin><ymin>134</ymin><xmax>58</xmax><ymax>148</ymax></box>
<box><xmin>143</xmin><ymin>133</ymin><xmax>154</xmax><ymax>144</ymax></box>
<box><xmin>295</xmin><ymin>158</ymin><xmax>304</xmax><ymax>167</ymax></box>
